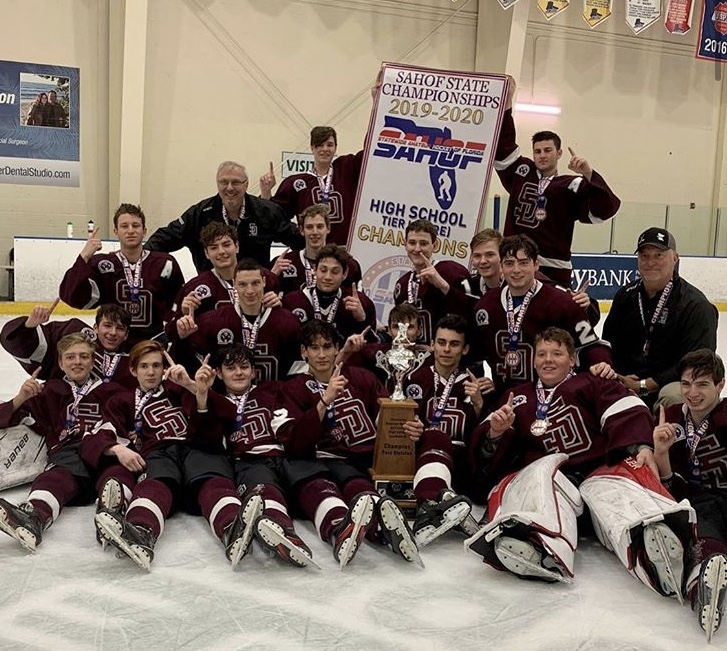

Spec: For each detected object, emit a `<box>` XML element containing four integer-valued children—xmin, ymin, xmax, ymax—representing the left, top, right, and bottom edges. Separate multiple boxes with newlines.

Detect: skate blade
<box><xmin>644</xmin><ymin>524</ymin><xmax>684</xmax><ymax>604</ymax></box>
<box><xmin>463</xmin><ymin>527</ymin><xmax>489</xmax><ymax>560</ymax></box>
<box><xmin>378</xmin><ymin>500</ymin><xmax>424</xmax><ymax>568</ymax></box>
<box><xmin>339</xmin><ymin>496</ymin><xmax>374</xmax><ymax>570</ymax></box>
<box><xmin>256</xmin><ymin>520</ymin><xmax>321</xmax><ymax>570</ymax></box>
<box><xmin>0</xmin><ymin>513</ymin><xmax>37</xmax><ymax>552</ymax></box>
<box><xmin>94</xmin><ymin>512</ymin><xmax>152</xmax><ymax>572</ymax></box>
<box><xmin>229</xmin><ymin>494</ymin><xmax>264</xmax><ymax>571</ymax></box>
<box><xmin>700</xmin><ymin>555</ymin><xmax>727</xmax><ymax>643</ymax></box>
<box><xmin>495</xmin><ymin>537</ymin><xmax>571</xmax><ymax>584</ymax></box>
<box><xmin>415</xmin><ymin>501</ymin><xmax>471</xmax><ymax>548</ymax></box>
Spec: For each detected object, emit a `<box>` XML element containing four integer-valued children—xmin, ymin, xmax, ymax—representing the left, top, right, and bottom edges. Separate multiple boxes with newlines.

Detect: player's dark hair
<box><xmin>435</xmin><ymin>314</ymin><xmax>469</xmax><ymax>343</ymax></box>
<box><xmin>388</xmin><ymin>303</ymin><xmax>419</xmax><ymax>328</ymax></box>
<box><xmin>470</xmin><ymin>228</ymin><xmax>502</xmax><ymax>251</ymax></box>
<box><xmin>211</xmin><ymin>343</ymin><xmax>255</xmax><ymax>370</ymax></box>
<box><xmin>129</xmin><ymin>340</ymin><xmax>165</xmax><ymax>370</ymax></box>
<box><xmin>57</xmin><ymin>332</ymin><xmax>95</xmax><ymax>356</ymax></box>
<box><xmin>95</xmin><ymin>304</ymin><xmax>132</xmax><ymax>330</ymax></box>
<box><xmin>315</xmin><ymin>244</ymin><xmax>349</xmax><ymax>272</ymax></box>
<box><xmin>298</xmin><ymin>203</ymin><xmax>331</xmax><ymax>228</ymax></box>
<box><xmin>200</xmin><ymin>222</ymin><xmax>238</xmax><ymax>248</ymax></box>
<box><xmin>235</xmin><ymin>258</ymin><xmax>264</xmax><ymax>276</ymax></box>
<box><xmin>531</xmin><ymin>130</ymin><xmax>562</xmax><ymax>150</ymax></box>
<box><xmin>300</xmin><ymin>319</ymin><xmax>342</xmax><ymax>348</ymax></box>
<box><xmin>534</xmin><ymin>327</ymin><xmax>576</xmax><ymax>358</ymax></box>
<box><xmin>405</xmin><ymin>219</ymin><xmax>438</xmax><ymax>243</ymax></box>
<box><xmin>310</xmin><ymin>126</ymin><xmax>337</xmax><ymax>147</ymax></box>
<box><xmin>500</xmin><ymin>234</ymin><xmax>539</xmax><ymax>262</ymax></box>
<box><xmin>113</xmin><ymin>203</ymin><xmax>146</xmax><ymax>228</ymax></box>
<box><xmin>677</xmin><ymin>349</ymin><xmax>725</xmax><ymax>384</ymax></box>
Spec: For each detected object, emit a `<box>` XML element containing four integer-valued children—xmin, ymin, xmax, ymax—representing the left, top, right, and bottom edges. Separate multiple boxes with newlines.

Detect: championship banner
<box><xmin>349</xmin><ymin>63</ymin><xmax>507</xmax><ymax>324</ymax></box>
<box><xmin>583</xmin><ymin>0</ymin><xmax>612</xmax><ymax>28</ymax></box>
<box><xmin>0</xmin><ymin>60</ymin><xmax>80</xmax><ymax>187</ymax></box>
<box><xmin>625</xmin><ymin>0</ymin><xmax>661</xmax><ymax>34</ymax></box>
<box><xmin>665</xmin><ymin>0</ymin><xmax>694</xmax><ymax>33</ymax></box>
<box><xmin>696</xmin><ymin>0</ymin><xmax>727</xmax><ymax>62</ymax></box>
<box><xmin>537</xmin><ymin>0</ymin><xmax>570</xmax><ymax>20</ymax></box>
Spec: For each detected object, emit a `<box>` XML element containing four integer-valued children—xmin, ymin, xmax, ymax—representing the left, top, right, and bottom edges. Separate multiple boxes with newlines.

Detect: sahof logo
<box><xmin>373</xmin><ymin>115</ymin><xmax>486</xmax><ymax>211</ymax></box>
<box><xmin>714</xmin><ymin>2</ymin><xmax>727</xmax><ymax>35</ymax></box>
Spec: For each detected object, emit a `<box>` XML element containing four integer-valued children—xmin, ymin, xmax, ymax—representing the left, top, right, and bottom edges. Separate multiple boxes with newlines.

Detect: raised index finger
<box><xmin>91</xmin><ymin>226</ymin><xmax>100</xmax><ymax>239</ymax></box>
<box><xmin>30</xmin><ymin>366</ymin><xmax>42</xmax><ymax>380</ymax></box>
<box><xmin>163</xmin><ymin>350</ymin><xmax>176</xmax><ymax>367</ymax></box>
<box><xmin>658</xmin><ymin>405</ymin><xmax>665</xmax><ymax>426</ymax></box>
<box><xmin>269</xmin><ymin>161</ymin><xmax>274</xmax><ymax>174</ymax></box>
<box><xmin>201</xmin><ymin>353</ymin><xmax>211</xmax><ymax>367</ymax></box>
<box><xmin>48</xmin><ymin>297</ymin><xmax>61</xmax><ymax>314</ymax></box>
<box><xmin>568</xmin><ymin>147</ymin><xmax>576</xmax><ymax>157</ymax></box>
<box><xmin>576</xmin><ymin>279</ymin><xmax>590</xmax><ymax>293</ymax></box>
<box><xmin>507</xmin><ymin>391</ymin><xmax>514</xmax><ymax>407</ymax></box>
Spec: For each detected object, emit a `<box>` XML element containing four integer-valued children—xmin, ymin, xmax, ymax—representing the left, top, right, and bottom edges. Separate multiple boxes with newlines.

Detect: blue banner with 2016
<box><xmin>696</xmin><ymin>0</ymin><xmax>727</xmax><ymax>62</ymax></box>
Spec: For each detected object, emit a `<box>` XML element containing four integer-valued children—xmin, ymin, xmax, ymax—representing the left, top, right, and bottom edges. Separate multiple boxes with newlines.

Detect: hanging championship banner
<box><xmin>625</xmin><ymin>0</ymin><xmax>661</xmax><ymax>33</ymax></box>
<box><xmin>537</xmin><ymin>0</ymin><xmax>570</xmax><ymax>20</ymax></box>
<box><xmin>665</xmin><ymin>0</ymin><xmax>694</xmax><ymax>33</ymax></box>
<box><xmin>583</xmin><ymin>0</ymin><xmax>612</xmax><ymax>27</ymax></box>
<box><xmin>349</xmin><ymin>63</ymin><xmax>507</xmax><ymax>324</ymax></box>
<box><xmin>696</xmin><ymin>0</ymin><xmax>727</xmax><ymax>61</ymax></box>
<box><xmin>497</xmin><ymin>0</ymin><xmax>524</xmax><ymax>9</ymax></box>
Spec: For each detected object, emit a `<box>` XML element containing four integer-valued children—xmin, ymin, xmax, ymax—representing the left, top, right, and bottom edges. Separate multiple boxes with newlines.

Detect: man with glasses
<box><xmin>145</xmin><ymin>161</ymin><xmax>304</xmax><ymax>271</ymax></box>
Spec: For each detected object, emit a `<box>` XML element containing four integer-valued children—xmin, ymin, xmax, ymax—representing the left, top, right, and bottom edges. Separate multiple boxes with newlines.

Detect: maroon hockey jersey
<box><xmin>473</xmin><ymin>373</ymin><xmax>653</xmax><ymax>480</ymax></box>
<box><xmin>271</xmin><ymin>151</ymin><xmax>364</xmax><ymax>246</ymax></box>
<box><xmin>472</xmin><ymin>281</ymin><xmax>611</xmax><ymax>393</ymax></box>
<box><xmin>59</xmin><ymin>251</ymin><xmax>184</xmax><ymax>344</ymax></box>
<box><xmin>393</xmin><ymin>260</ymin><xmax>471</xmax><ymax>343</ymax></box>
<box><xmin>282</xmin><ymin>286</ymin><xmax>376</xmax><ymax>339</ymax></box>
<box><xmin>494</xmin><ymin>109</ymin><xmax>621</xmax><ymax>286</ymax></box>
<box><xmin>280</xmin><ymin>366</ymin><xmax>386</xmax><ymax>459</ymax></box>
<box><xmin>273</xmin><ymin>249</ymin><xmax>362</xmax><ymax>296</ymax></box>
<box><xmin>184</xmin><ymin>304</ymin><xmax>302</xmax><ymax>382</ymax></box>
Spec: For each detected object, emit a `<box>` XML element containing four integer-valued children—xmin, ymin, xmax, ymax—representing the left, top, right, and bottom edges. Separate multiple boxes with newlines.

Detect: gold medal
<box><xmin>530</xmin><ymin>419</ymin><xmax>549</xmax><ymax>436</ymax></box>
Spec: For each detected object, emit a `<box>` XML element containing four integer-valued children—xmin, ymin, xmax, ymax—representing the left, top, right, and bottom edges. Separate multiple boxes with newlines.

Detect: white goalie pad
<box><xmin>580</xmin><ymin>459</ymin><xmax>696</xmax><ymax>596</ymax></box>
<box><xmin>475</xmin><ymin>453</ymin><xmax>584</xmax><ymax>579</ymax></box>
<box><xmin>0</xmin><ymin>424</ymin><xmax>48</xmax><ymax>490</ymax></box>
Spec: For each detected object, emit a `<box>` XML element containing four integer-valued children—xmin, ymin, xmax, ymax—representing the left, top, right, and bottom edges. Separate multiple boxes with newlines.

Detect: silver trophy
<box><xmin>378</xmin><ymin>323</ymin><xmax>422</xmax><ymax>401</ymax></box>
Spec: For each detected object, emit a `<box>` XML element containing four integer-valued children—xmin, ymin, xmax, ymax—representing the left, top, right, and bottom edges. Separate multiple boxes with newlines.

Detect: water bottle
<box><xmin>66</xmin><ymin>222</ymin><xmax>74</xmax><ymax>238</ymax></box>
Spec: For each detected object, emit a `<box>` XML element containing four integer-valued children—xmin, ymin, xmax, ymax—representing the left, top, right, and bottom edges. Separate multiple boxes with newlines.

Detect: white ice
<box><xmin>1</xmin><ymin>314</ymin><xmax>726</xmax><ymax>651</ymax></box>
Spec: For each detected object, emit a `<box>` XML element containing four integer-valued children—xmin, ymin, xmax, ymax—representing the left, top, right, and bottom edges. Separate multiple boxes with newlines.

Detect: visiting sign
<box><xmin>0</xmin><ymin>60</ymin><xmax>80</xmax><ymax>187</ymax></box>
<box><xmin>349</xmin><ymin>63</ymin><xmax>507</xmax><ymax>324</ymax></box>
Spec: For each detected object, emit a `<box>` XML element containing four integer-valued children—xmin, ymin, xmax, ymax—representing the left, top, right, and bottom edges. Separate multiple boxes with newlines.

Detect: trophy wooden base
<box><xmin>370</xmin><ymin>398</ymin><xmax>418</xmax><ymax>515</ymax></box>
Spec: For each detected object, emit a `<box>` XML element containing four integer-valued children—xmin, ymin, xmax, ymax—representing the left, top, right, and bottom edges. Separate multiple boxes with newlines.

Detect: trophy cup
<box><xmin>370</xmin><ymin>323</ymin><xmax>421</xmax><ymax>514</ymax></box>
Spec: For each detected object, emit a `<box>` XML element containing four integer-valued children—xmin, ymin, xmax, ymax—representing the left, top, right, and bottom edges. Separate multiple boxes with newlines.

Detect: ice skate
<box><xmin>332</xmin><ymin>493</ymin><xmax>375</xmax><ymax>569</ymax></box>
<box><xmin>0</xmin><ymin>498</ymin><xmax>44</xmax><ymax>552</ymax></box>
<box><xmin>376</xmin><ymin>496</ymin><xmax>423</xmax><ymax>567</ymax></box>
<box><xmin>223</xmin><ymin>491</ymin><xmax>264</xmax><ymax>570</ymax></box>
<box><xmin>96</xmin><ymin>477</ymin><xmax>125</xmax><ymax>551</ymax></box>
<box><xmin>494</xmin><ymin>536</ymin><xmax>570</xmax><ymax>584</ymax></box>
<box><xmin>643</xmin><ymin>522</ymin><xmax>684</xmax><ymax>602</ymax></box>
<box><xmin>413</xmin><ymin>489</ymin><xmax>471</xmax><ymax>548</ymax></box>
<box><xmin>256</xmin><ymin>516</ymin><xmax>320</xmax><ymax>569</ymax></box>
<box><xmin>95</xmin><ymin>509</ymin><xmax>156</xmax><ymax>572</ymax></box>
<box><xmin>694</xmin><ymin>553</ymin><xmax>727</xmax><ymax>643</ymax></box>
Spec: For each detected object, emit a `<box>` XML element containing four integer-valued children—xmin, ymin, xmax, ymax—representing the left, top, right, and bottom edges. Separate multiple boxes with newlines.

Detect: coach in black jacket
<box><xmin>603</xmin><ymin>227</ymin><xmax>718</xmax><ymax>409</ymax></box>
<box><xmin>145</xmin><ymin>161</ymin><xmax>304</xmax><ymax>271</ymax></box>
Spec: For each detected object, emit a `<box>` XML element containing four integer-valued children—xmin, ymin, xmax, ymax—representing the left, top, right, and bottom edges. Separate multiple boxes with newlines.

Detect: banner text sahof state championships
<box><xmin>348</xmin><ymin>63</ymin><xmax>507</xmax><ymax>325</ymax></box>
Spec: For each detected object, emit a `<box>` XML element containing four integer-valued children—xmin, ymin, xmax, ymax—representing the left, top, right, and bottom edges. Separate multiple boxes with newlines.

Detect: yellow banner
<box><xmin>537</xmin><ymin>0</ymin><xmax>570</xmax><ymax>19</ymax></box>
<box><xmin>582</xmin><ymin>0</ymin><xmax>612</xmax><ymax>27</ymax></box>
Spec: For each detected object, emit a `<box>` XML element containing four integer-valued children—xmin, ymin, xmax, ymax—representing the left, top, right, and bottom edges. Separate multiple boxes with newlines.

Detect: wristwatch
<box><xmin>639</xmin><ymin>379</ymin><xmax>649</xmax><ymax>396</ymax></box>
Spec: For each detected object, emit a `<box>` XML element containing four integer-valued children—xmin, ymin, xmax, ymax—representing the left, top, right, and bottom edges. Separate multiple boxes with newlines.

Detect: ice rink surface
<box><xmin>1</xmin><ymin>314</ymin><xmax>726</xmax><ymax>651</ymax></box>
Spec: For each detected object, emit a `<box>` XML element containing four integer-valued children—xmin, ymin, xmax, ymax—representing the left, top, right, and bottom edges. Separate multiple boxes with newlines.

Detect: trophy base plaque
<box><xmin>371</xmin><ymin>398</ymin><xmax>418</xmax><ymax>515</ymax></box>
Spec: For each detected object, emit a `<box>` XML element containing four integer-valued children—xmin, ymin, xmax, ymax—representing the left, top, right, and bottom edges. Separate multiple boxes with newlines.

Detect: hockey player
<box><xmin>1</xmin><ymin>302</ymin><xmax>135</xmax><ymax>388</ymax></box>
<box><xmin>190</xmin><ymin>344</ymin><xmax>316</xmax><ymax>568</ymax></box>
<box><xmin>282</xmin><ymin>244</ymin><xmax>376</xmax><ymax>339</ymax></box>
<box><xmin>0</xmin><ymin>333</ymin><xmax>141</xmax><ymax>551</ymax></box>
<box><xmin>270</xmin><ymin>203</ymin><xmax>362</xmax><ymax>295</ymax></box>
<box><xmin>177</xmin><ymin>258</ymin><xmax>303</xmax><ymax>382</ymax></box>
<box><xmin>262</xmin><ymin>126</ymin><xmax>364</xmax><ymax>246</ymax></box>
<box><xmin>280</xmin><ymin>320</ymin><xmax>422</xmax><ymax>568</ymax></box>
<box><xmin>166</xmin><ymin>222</ymin><xmax>281</xmax><ymax>334</ymax></box>
<box><xmin>494</xmin><ymin>77</ymin><xmax>620</xmax><ymax>287</ymax></box>
<box><xmin>393</xmin><ymin>219</ymin><xmax>470</xmax><ymax>343</ymax></box>
<box><xmin>59</xmin><ymin>203</ymin><xmax>184</xmax><ymax>345</ymax></box>
<box><xmin>93</xmin><ymin>341</ymin><xmax>254</xmax><ymax>571</ymax></box>
<box><xmin>654</xmin><ymin>349</ymin><xmax>727</xmax><ymax>641</ymax></box>
<box><xmin>466</xmin><ymin>327</ymin><xmax>695</xmax><ymax>598</ymax></box>
<box><xmin>471</xmin><ymin>234</ymin><xmax>612</xmax><ymax>395</ymax></box>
